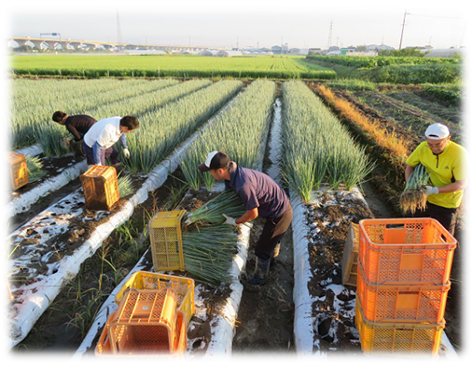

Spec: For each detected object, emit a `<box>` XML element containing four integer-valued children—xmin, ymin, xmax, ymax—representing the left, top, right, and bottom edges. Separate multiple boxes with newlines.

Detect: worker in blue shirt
<box><xmin>199</xmin><ymin>151</ymin><xmax>293</xmax><ymax>290</ymax></box>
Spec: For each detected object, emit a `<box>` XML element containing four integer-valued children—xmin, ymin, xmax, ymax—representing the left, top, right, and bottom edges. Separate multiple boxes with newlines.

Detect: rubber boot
<box><xmin>247</xmin><ymin>257</ymin><xmax>271</xmax><ymax>290</ymax></box>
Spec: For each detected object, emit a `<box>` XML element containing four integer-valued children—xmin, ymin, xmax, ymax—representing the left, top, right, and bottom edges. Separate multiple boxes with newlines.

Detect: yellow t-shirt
<box><xmin>406</xmin><ymin>141</ymin><xmax>468</xmax><ymax>209</ymax></box>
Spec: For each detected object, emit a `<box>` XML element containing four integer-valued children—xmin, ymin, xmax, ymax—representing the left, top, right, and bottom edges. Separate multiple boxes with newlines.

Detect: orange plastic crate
<box><xmin>9</xmin><ymin>152</ymin><xmax>28</xmax><ymax>190</ymax></box>
<box><xmin>95</xmin><ymin>288</ymin><xmax>186</xmax><ymax>356</ymax></box>
<box><xmin>80</xmin><ymin>165</ymin><xmax>119</xmax><ymax>211</ymax></box>
<box><xmin>358</xmin><ymin>218</ymin><xmax>456</xmax><ymax>285</ymax></box>
<box><xmin>355</xmin><ymin>296</ymin><xmax>444</xmax><ymax>355</ymax></box>
<box><xmin>357</xmin><ymin>265</ymin><xmax>450</xmax><ymax>323</ymax></box>
<box><xmin>2</xmin><ymin>271</ymin><xmax>14</xmax><ymax>308</ymax></box>
<box><xmin>95</xmin><ymin>311</ymin><xmax>187</xmax><ymax>362</ymax></box>
<box><xmin>115</xmin><ymin>271</ymin><xmax>195</xmax><ymax>325</ymax></box>
<box><xmin>342</xmin><ymin>223</ymin><xmax>359</xmax><ymax>287</ymax></box>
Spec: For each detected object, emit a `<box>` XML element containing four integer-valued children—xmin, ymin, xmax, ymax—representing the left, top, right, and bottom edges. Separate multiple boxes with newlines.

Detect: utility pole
<box><xmin>398</xmin><ymin>10</ymin><xmax>409</xmax><ymax>50</ymax></box>
<box><xmin>327</xmin><ymin>20</ymin><xmax>333</xmax><ymax>49</ymax></box>
<box><xmin>116</xmin><ymin>12</ymin><xmax>123</xmax><ymax>44</ymax></box>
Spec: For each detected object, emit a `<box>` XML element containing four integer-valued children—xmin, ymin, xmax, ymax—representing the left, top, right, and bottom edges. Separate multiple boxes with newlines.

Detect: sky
<box><xmin>4</xmin><ymin>0</ymin><xmax>470</xmax><ymax>50</ymax></box>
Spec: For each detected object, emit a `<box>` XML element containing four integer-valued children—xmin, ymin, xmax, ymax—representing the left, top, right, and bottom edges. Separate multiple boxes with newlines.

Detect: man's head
<box><xmin>425</xmin><ymin>123</ymin><xmax>451</xmax><ymax>155</ymax></box>
<box><xmin>120</xmin><ymin>116</ymin><xmax>140</xmax><ymax>133</ymax></box>
<box><xmin>198</xmin><ymin>151</ymin><xmax>231</xmax><ymax>181</ymax></box>
<box><xmin>52</xmin><ymin>111</ymin><xmax>68</xmax><ymax>125</ymax></box>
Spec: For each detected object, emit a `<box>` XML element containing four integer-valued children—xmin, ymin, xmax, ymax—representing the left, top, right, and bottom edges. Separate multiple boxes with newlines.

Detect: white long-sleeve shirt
<box><xmin>84</xmin><ymin>117</ymin><xmax>126</xmax><ymax>149</ymax></box>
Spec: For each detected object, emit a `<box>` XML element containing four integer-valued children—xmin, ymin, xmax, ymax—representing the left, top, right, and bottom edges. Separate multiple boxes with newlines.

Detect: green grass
<box><xmin>11</xmin><ymin>54</ymin><xmax>336</xmax><ymax>79</ymax></box>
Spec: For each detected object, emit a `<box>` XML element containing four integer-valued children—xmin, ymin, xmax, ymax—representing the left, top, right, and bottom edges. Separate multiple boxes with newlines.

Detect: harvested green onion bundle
<box><xmin>185</xmin><ymin>190</ymin><xmax>246</xmax><ymax>225</ymax></box>
<box><xmin>400</xmin><ymin>163</ymin><xmax>430</xmax><ymax>215</ymax></box>
<box><xmin>182</xmin><ymin>225</ymin><xmax>238</xmax><ymax>287</ymax></box>
<box><xmin>25</xmin><ymin>155</ymin><xmax>47</xmax><ymax>182</ymax></box>
<box><xmin>118</xmin><ymin>174</ymin><xmax>136</xmax><ymax>198</ymax></box>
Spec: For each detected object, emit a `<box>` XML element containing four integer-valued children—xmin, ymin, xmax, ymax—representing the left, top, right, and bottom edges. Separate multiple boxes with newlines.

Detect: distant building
<box><xmin>216</xmin><ymin>50</ymin><xmax>243</xmax><ymax>57</ymax></box>
<box><xmin>424</xmin><ymin>48</ymin><xmax>464</xmax><ymax>58</ymax></box>
<box><xmin>271</xmin><ymin>45</ymin><xmax>282</xmax><ymax>54</ymax></box>
<box><xmin>308</xmin><ymin>48</ymin><xmax>322</xmax><ymax>55</ymax></box>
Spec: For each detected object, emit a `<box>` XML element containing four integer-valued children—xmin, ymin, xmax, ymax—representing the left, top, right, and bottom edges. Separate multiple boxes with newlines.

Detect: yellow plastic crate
<box><xmin>355</xmin><ymin>296</ymin><xmax>444</xmax><ymax>355</ymax></box>
<box><xmin>149</xmin><ymin>210</ymin><xmax>186</xmax><ymax>271</ymax></box>
<box><xmin>116</xmin><ymin>271</ymin><xmax>195</xmax><ymax>325</ymax></box>
<box><xmin>80</xmin><ymin>165</ymin><xmax>119</xmax><ymax>211</ymax></box>
<box><xmin>342</xmin><ymin>223</ymin><xmax>359</xmax><ymax>287</ymax></box>
<box><xmin>9</xmin><ymin>152</ymin><xmax>28</xmax><ymax>190</ymax></box>
<box><xmin>95</xmin><ymin>288</ymin><xmax>187</xmax><ymax>356</ymax></box>
<box><xmin>95</xmin><ymin>312</ymin><xmax>187</xmax><ymax>362</ymax></box>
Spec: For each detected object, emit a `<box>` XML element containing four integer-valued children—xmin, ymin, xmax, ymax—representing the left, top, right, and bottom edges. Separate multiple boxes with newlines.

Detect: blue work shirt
<box><xmin>224</xmin><ymin>162</ymin><xmax>290</xmax><ymax>218</ymax></box>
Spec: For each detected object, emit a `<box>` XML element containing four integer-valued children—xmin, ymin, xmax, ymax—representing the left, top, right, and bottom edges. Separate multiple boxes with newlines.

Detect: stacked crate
<box><xmin>95</xmin><ymin>272</ymin><xmax>194</xmax><ymax>356</ymax></box>
<box><xmin>356</xmin><ymin>218</ymin><xmax>456</xmax><ymax>355</ymax></box>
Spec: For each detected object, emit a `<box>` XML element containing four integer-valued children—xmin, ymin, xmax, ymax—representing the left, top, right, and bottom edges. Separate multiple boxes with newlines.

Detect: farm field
<box><xmin>10</xmin><ymin>54</ymin><xmax>336</xmax><ymax>79</ymax></box>
<box><xmin>7</xmin><ymin>65</ymin><xmax>464</xmax><ymax>357</ymax></box>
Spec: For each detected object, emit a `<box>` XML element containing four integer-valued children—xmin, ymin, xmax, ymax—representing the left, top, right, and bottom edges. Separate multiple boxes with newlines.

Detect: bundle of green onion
<box><xmin>400</xmin><ymin>163</ymin><xmax>430</xmax><ymax>215</ymax></box>
<box><xmin>184</xmin><ymin>190</ymin><xmax>246</xmax><ymax>225</ymax></box>
<box><xmin>182</xmin><ymin>225</ymin><xmax>238</xmax><ymax>287</ymax></box>
<box><xmin>25</xmin><ymin>155</ymin><xmax>47</xmax><ymax>183</ymax></box>
<box><xmin>118</xmin><ymin>174</ymin><xmax>136</xmax><ymax>198</ymax></box>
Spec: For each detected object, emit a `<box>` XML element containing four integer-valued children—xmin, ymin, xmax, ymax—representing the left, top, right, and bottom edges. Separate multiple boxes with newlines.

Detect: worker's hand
<box><xmin>222</xmin><ymin>214</ymin><xmax>237</xmax><ymax>226</ymax></box>
<box><xmin>423</xmin><ymin>186</ymin><xmax>439</xmax><ymax>195</ymax></box>
<box><xmin>60</xmin><ymin>137</ymin><xmax>72</xmax><ymax>150</ymax></box>
<box><xmin>123</xmin><ymin>147</ymin><xmax>130</xmax><ymax>159</ymax></box>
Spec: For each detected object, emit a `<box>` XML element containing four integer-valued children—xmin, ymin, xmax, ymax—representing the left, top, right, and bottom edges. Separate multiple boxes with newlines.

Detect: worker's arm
<box><xmin>427</xmin><ymin>179</ymin><xmax>468</xmax><ymax>195</ymax></box>
<box><xmin>236</xmin><ymin>208</ymin><xmax>259</xmax><ymax>224</ymax></box>
<box><xmin>405</xmin><ymin>164</ymin><xmax>415</xmax><ymax>183</ymax></box>
<box><xmin>66</xmin><ymin>124</ymin><xmax>82</xmax><ymax>141</ymax></box>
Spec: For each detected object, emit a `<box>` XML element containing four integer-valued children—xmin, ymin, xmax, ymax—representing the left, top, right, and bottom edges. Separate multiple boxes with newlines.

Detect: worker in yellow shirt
<box><xmin>405</xmin><ymin>123</ymin><xmax>468</xmax><ymax>235</ymax></box>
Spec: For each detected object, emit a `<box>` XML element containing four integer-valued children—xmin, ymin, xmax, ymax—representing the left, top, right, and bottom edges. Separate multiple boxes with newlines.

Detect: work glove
<box><xmin>60</xmin><ymin>137</ymin><xmax>72</xmax><ymax>150</ymax></box>
<box><xmin>423</xmin><ymin>186</ymin><xmax>439</xmax><ymax>195</ymax></box>
<box><xmin>123</xmin><ymin>147</ymin><xmax>131</xmax><ymax>159</ymax></box>
<box><xmin>222</xmin><ymin>214</ymin><xmax>237</xmax><ymax>226</ymax></box>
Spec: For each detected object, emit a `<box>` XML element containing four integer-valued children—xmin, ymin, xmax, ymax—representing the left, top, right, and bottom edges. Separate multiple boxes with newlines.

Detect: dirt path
<box><xmin>233</xmin><ymin>95</ymin><xmax>296</xmax><ymax>353</ymax></box>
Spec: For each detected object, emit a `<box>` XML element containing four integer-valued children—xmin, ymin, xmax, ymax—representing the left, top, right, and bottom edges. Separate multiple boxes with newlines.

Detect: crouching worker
<box><xmin>198</xmin><ymin>151</ymin><xmax>293</xmax><ymax>290</ymax></box>
<box><xmin>52</xmin><ymin>111</ymin><xmax>97</xmax><ymax>156</ymax></box>
<box><xmin>83</xmin><ymin>116</ymin><xmax>139</xmax><ymax>167</ymax></box>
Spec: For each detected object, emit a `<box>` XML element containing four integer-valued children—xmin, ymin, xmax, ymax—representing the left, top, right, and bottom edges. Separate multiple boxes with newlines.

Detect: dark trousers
<box><xmin>255</xmin><ymin>205</ymin><xmax>293</xmax><ymax>260</ymax></box>
<box><xmin>83</xmin><ymin>142</ymin><xmax>119</xmax><ymax>166</ymax></box>
<box><xmin>412</xmin><ymin>201</ymin><xmax>458</xmax><ymax>236</ymax></box>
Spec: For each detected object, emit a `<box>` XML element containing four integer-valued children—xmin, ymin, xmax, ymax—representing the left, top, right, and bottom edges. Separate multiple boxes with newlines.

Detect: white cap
<box><xmin>425</xmin><ymin>123</ymin><xmax>450</xmax><ymax>140</ymax></box>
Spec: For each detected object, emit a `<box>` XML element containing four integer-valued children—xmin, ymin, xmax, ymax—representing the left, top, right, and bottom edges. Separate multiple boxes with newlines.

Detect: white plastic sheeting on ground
<box><xmin>291</xmin><ymin>188</ymin><xmax>458</xmax><ymax>357</ymax></box>
<box><xmin>14</xmin><ymin>144</ymin><xmax>43</xmax><ymax>157</ymax></box>
<box><xmin>7</xmin><ymin>160</ymin><xmax>88</xmax><ymax>218</ymax></box>
<box><xmin>9</xmin><ymin>93</ymin><xmax>242</xmax><ymax>349</ymax></box>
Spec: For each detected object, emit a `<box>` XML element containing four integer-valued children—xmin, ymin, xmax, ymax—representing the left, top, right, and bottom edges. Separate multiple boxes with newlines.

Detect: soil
<box><xmin>351</xmin><ymin>90</ymin><xmax>462</xmax><ymax>143</ymax></box>
<box><xmin>2</xmin><ymin>155</ymin><xmax>82</xmax><ymax>207</ymax></box>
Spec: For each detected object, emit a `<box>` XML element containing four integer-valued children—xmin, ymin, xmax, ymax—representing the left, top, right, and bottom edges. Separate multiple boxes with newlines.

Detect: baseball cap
<box><xmin>425</xmin><ymin>123</ymin><xmax>450</xmax><ymax>140</ymax></box>
<box><xmin>198</xmin><ymin>151</ymin><xmax>230</xmax><ymax>172</ymax></box>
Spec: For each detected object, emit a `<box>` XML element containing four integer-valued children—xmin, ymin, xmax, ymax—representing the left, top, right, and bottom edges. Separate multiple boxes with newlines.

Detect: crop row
<box><xmin>37</xmin><ymin>79</ymin><xmax>214</xmax><ymax>157</ymax></box>
<box><xmin>181</xmin><ymin>79</ymin><xmax>276</xmax><ymax>190</ymax></box>
<box><xmin>306</xmin><ymin>55</ymin><xmax>459</xmax><ymax>69</ymax></box>
<box><xmin>123</xmin><ymin>80</ymin><xmax>243</xmax><ymax>173</ymax></box>
<box><xmin>280</xmin><ymin>81</ymin><xmax>373</xmax><ymax>202</ymax></box>
<box><xmin>11</xmin><ymin>79</ymin><xmax>179</xmax><ymax>148</ymax></box>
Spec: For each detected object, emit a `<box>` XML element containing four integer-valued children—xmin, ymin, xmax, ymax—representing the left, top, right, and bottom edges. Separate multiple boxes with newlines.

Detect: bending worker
<box><xmin>405</xmin><ymin>123</ymin><xmax>468</xmax><ymax>235</ymax></box>
<box><xmin>83</xmin><ymin>116</ymin><xmax>139</xmax><ymax>166</ymax></box>
<box><xmin>198</xmin><ymin>151</ymin><xmax>293</xmax><ymax>289</ymax></box>
<box><xmin>52</xmin><ymin>111</ymin><xmax>96</xmax><ymax>154</ymax></box>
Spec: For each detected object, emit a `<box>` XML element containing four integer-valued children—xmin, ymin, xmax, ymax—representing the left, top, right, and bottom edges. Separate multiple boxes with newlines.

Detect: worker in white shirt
<box><xmin>83</xmin><ymin>116</ymin><xmax>139</xmax><ymax>166</ymax></box>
